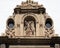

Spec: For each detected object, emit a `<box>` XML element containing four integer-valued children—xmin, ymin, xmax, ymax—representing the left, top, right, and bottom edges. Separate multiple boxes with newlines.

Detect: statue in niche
<box><xmin>24</xmin><ymin>21</ymin><xmax>35</xmax><ymax>36</ymax></box>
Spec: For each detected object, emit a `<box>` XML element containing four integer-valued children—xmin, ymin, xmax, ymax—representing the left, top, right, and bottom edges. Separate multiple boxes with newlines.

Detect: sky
<box><xmin>0</xmin><ymin>0</ymin><xmax>60</xmax><ymax>36</ymax></box>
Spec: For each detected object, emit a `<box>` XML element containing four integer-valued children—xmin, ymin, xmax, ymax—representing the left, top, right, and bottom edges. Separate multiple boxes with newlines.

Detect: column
<box><xmin>55</xmin><ymin>44</ymin><xmax>60</xmax><ymax>48</ymax></box>
<box><xmin>0</xmin><ymin>44</ymin><xmax>6</xmax><ymax>48</ymax></box>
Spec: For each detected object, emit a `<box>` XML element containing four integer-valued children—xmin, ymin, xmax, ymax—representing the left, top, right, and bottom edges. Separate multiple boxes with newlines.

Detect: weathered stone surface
<box><xmin>0</xmin><ymin>0</ymin><xmax>59</xmax><ymax>48</ymax></box>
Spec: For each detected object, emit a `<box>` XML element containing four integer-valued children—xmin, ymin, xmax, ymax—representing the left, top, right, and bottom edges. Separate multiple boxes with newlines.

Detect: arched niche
<box><xmin>24</xmin><ymin>16</ymin><xmax>36</xmax><ymax>36</ymax></box>
<box><xmin>21</xmin><ymin>14</ymin><xmax>39</xmax><ymax>36</ymax></box>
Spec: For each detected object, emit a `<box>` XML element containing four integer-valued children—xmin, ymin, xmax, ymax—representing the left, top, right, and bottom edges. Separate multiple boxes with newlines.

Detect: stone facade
<box><xmin>0</xmin><ymin>0</ymin><xmax>60</xmax><ymax>48</ymax></box>
<box><xmin>4</xmin><ymin>0</ymin><xmax>56</xmax><ymax>38</ymax></box>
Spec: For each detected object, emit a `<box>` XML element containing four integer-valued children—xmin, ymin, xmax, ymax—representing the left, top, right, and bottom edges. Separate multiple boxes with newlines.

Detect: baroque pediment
<box><xmin>15</xmin><ymin>0</ymin><xmax>43</xmax><ymax>9</ymax></box>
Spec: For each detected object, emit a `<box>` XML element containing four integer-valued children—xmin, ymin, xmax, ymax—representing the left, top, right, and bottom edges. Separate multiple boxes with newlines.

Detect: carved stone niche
<box><xmin>24</xmin><ymin>16</ymin><xmax>36</xmax><ymax>36</ymax></box>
